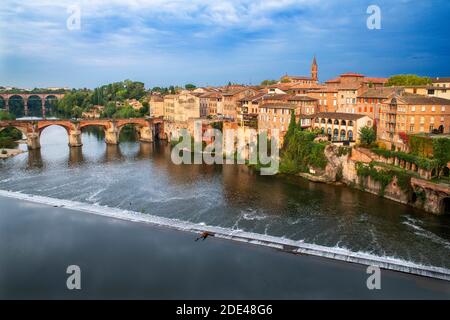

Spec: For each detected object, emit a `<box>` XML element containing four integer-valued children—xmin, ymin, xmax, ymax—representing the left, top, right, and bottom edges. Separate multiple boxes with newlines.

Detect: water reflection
<box><xmin>27</xmin><ymin>149</ymin><xmax>43</xmax><ymax>170</ymax></box>
<box><xmin>103</xmin><ymin>144</ymin><xmax>125</xmax><ymax>163</ymax></box>
<box><xmin>68</xmin><ymin>147</ymin><xmax>85</xmax><ymax>167</ymax></box>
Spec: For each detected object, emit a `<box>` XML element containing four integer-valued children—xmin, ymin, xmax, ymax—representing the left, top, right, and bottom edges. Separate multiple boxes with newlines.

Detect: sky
<box><xmin>0</xmin><ymin>0</ymin><xmax>449</xmax><ymax>89</ymax></box>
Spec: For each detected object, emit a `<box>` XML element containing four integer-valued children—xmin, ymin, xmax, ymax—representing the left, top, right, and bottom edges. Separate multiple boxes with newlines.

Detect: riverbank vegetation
<box><xmin>56</xmin><ymin>80</ymin><xmax>149</xmax><ymax>119</ymax></box>
<box><xmin>279</xmin><ymin>112</ymin><xmax>328</xmax><ymax>174</ymax></box>
<box><xmin>0</xmin><ymin>111</ymin><xmax>22</xmax><ymax>149</ymax></box>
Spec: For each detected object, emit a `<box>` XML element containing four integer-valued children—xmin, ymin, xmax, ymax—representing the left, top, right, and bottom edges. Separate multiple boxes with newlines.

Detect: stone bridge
<box><xmin>0</xmin><ymin>93</ymin><xmax>65</xmax><ymax>117</ymax></box>
<box><xmin>0</xmin><ymin>117</ymin><xmax>164</xmax><ymax>149</ymax></box>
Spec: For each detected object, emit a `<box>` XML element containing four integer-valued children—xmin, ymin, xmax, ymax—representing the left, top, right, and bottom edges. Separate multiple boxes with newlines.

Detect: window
<box><xmin>430</xmin><ymin>117</ymin><xmax>435</xmax><ymax>124</ymax></box>
<box><xmin>410</xmin><ymin>116</ymin><xmax>415</xmax><ymax>123</ymax></box>
<box><xmin>432</xmin><ymin>106</ymin><xmax>436</xmax><ymax>112</ymax></box>
<box><xmin>422</xmin><ymin>106</ymin><xmax>426</xmax><ymax>112</ymax></box>
<box><xmin>411</xmin><ymin>106</ymin><xmax>416</xmax><ymax>112</ymax></box>
<box><xmin>442</xmin><ymin>106</ymin><xmax>446</xmax><ymax>112</ymax></box>
<box><xmin>410</xmin><ymin>125</ymin><xmax>415</xmax><ymax>132</ymax></box>
<box><xmin>420</xmin><ymin>117</ymin><xmax>425</xmax><ymax>124</ymax></box>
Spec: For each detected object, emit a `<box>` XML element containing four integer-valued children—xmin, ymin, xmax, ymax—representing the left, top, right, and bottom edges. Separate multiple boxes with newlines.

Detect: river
<box><xmin>1</xmin><ymin>125</ymin><xmax>450</xmax><ymax>272</ymax></box>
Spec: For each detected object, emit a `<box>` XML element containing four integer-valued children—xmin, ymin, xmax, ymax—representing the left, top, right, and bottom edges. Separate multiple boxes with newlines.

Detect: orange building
<box><xmin>378</xmin><ymin>93</ymin><xmax>450</xmax><ymax>150</ymax></box>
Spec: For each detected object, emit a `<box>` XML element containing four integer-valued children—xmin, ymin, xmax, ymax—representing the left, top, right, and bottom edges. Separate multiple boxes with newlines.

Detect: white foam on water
<box><xmin>1</xmin><ymin>189</ymin><xmax>449</xmax><ymax>282</ymax></box>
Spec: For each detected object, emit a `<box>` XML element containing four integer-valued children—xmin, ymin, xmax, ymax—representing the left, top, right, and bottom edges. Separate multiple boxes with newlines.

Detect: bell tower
<box><xmin>311</xmin><ymin>55</ymin><xmax>318</xmax><ymax>82</ymax></box>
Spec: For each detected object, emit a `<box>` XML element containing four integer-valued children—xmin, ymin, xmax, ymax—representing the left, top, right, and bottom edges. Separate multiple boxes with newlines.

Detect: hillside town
<box><xmin>141</xmin><ymin>57</ymin><xmax>450</xmax><ymax>151</ymax></box>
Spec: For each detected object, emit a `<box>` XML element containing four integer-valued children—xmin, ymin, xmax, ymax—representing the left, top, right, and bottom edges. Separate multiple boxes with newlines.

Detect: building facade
<box><xmin>312</xmin><ymin>112</ymin><xmax>373</xmax><ymax>143</ymax></box>
<box><xmin>378</xmin><ymin>93</ymin><xmax>450</xmax><ymax>150</ymax></box>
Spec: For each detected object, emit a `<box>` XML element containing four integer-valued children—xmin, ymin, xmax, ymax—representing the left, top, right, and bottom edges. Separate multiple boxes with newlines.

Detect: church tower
<box><xmin>311</xmin><ymin>55</ymin><xmax>318</xmax><ymax>82</ymax></box>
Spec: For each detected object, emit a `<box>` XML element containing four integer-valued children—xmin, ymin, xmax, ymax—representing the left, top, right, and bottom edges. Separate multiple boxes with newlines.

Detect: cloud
<box><xmin>0</xmin><ymin>0</ymin><xmax>449</xmax><ymax>88</ymax></box>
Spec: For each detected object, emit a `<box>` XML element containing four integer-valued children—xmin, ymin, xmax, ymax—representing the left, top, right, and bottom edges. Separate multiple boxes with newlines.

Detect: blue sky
<box><xmin>0</xmin><ymin>0</ymin><xmax>449</xmax><ymax>89</ymax></box>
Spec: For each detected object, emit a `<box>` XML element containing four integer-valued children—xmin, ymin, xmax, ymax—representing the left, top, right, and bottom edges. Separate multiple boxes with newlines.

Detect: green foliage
<box><xmin>184</xmin><ymin>84</ymin><xmax>196</xmax><ymax>90</ymax></box>
<box><xmin>0</xmin><ymin>127</ymin><xmax>22</xmax><ymax>141</ymax></box>
<box><xmin>260</xmin><ymin>80</ymin><xmax>278</xmax><ymax>86</ymax></box>
<box><xmin>337</xmin><ymin>146</ymin><xmax>352</xmax><ymax>157</ymax></box>
<box><xmin>0</xmin><ymin>111</ymin><xmax>15</xmax><ymax>120</ymax></box>
<box><xmin>359</xmin><ymin>126</ymin><xmax>376</xmax><ymax>146</ymax></box>
<box><xmin>280</xmin><ymin>128</ymin><xmax>327</xmax><ymax>174</ymax></box>
<box><xmin>0</xmin><ymin>137</ymin><xmax>17</xmax><ymax>149</ymax></box>
<box><xmin>356</xmin><ymin>162</ymin><xmax>394</xmax><ymax>196</ymax></box>
<box><xmin>113</xmin><ymin>106</ymin><xmax>140</xmax><ymax>119</ymax></box>
<box><xmin>56</xmin><ymin>80</ymin><xmax>147</xmax><ymax>119</ymax></box>
<box><xmin>139</xmin><ymin>102</ymin><xmax>149</xmax><ymax>116</ymax></box>
<box><xmin>371</xmin><ymin>148</ymin><xmax>438</xmax><ymax>170</ymax></box>
<box><xmin>432</xmin><ymin>138</ymin><xmax>450</xmax><ymax>177</ymax></box>
<box><xmin>409</xmin><ymin>135</ymin><xmax>433</xmax><ymax>157</ymax></box>
<box><xmin>386</xmin><ymin>74</ymin><xmax>432</xmax><ymax>86</ymax></box>
<box><xmin>356</xmin><ymin>162</ymin><xmax>414</xmax><ymax>196</ymax></box>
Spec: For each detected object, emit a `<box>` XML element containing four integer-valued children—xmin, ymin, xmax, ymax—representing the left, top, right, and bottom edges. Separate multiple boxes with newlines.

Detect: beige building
<box><xmin>307</xmin><ymin>87</ymin><xmax>338</xmax><ymax>112</ymax></box>
<box><xmin>403</xmin><ymin>85</ymin><xmax>450</xmax><ymax>100</ymax></box>
<box><xmin>149</xmin><ymin>95</ymin><xmax>164</xmax><ymax>117</ymax></box>
<box><xmin>127</xmin><ymin>99</ymin><xmax>143</xmax><ymax>111</ymax></box>
<box><xmin>356</xmin><ymin>87</ymin><xmax>401</xmax><ymax>126</ymax></box>
<box><xmin>163</xmin><ymin>91</ymin><xmax>201</xmax><ymax>122</ymax></box>
<box><xmin>378</xmin><ymin>93</ymin><xmax>450</xmax><ymax>150</ymax></box>
<box><xmin>432</xmin><ymin>77</ymin><xmax>450</xmax><ymax>88</ymax></box>
<box><xmin>221</xmin><ymin>88</ymin><xmax>257</xmax><ymax>120</ymax></box>
<box><xmin>81</xmin><ymin>105</ymin><xmax>104</xmax><ymax>119</ymax></box>
<box><xmin>199</xmin><ymin>92</ymin><xmax>223</xmax><ymax>118</ymax></box>
<box><xmin>258</xmin><ymin>103</ymin><xmax>296</xmax><ymax>143</ymax></box>
<box><xmin>312</xmin><ymin>112</ymin><xmax>374</xmax><ymax>143</ymax></box>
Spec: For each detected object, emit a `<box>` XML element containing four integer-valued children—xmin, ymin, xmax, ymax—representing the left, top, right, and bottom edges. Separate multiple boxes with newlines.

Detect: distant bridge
<box><xmin>0</xmin><ymin>93</ymin><xmax>65</xmax><ymax>117</ymax></box>
<box><xmin>0</xmin><ymin>118</ymin><xmax>165</xmax><ymax>149</ymax></box>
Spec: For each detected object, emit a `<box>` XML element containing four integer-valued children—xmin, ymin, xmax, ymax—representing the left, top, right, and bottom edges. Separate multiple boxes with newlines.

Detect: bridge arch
<box><xmin>38</xmin><ymin>124</ymin><xmax>71</xmax><ymax>141</ymax></box>
<box><xmin>0</xmin><ymin>96</ymin><xmax>5</xmax><ymax>109</ymax></box>
<box><xmin>0</xmin><ymin>125</ymin><xmax>28</xmax><ymax>138</ymax></box>
<box><xmin>27</xmin><ymin>95</ymin><xmax>44</xmax><ymax>117</ymax></box>
<box><xmin>8</xmin><ymin>95</ymin><xmax>26</xmax><ymax>117</ymax></box>
<box><xmin>44</xmin><ymin>95</ymin><xmax>59</xmax><ymax>116</ymax></box>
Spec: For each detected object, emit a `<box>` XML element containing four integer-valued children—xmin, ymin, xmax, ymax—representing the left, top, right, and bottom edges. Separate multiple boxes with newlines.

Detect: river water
<box><xmin>1</xmin><ymin>126</ymin><xmax>450</xmax><ymax>270</ymax></box>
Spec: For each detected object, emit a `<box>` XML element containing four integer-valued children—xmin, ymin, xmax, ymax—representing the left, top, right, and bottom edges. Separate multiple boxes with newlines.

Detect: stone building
<box><xmin>149</xmin><ymin>95</ymin><xmax>164</xmax><ymax>117</ymax></box>
<box><xmin>312</xmin><ymin>112</ymin><xmax>373</xmax><ymax>143</ymax></box>
<box><xmin>221</xmin><ymin>88</ymin><xmax>257</xmax><ymax>121</ymax></box>
<box><xmin>378</xmin><ymin>93</ymin><xmax>450</xmax><ymax>150</ymax></box>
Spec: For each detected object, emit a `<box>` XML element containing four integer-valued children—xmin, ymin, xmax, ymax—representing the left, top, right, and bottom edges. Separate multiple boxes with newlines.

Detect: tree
<box><xmin>432</xmin><ymin>138</ymin><xmax>450</xmax><ymax>178</ymax></box>
<box><xmin>386</xmin><ymin>75</ymin><xmax>432</xmax><ymax>87</ymax></box>
<box><xmin>359</xmin><ymin>126</ymin><xmax>376</xmax><ymax>146</ymax></box>
<box><xmin>0</xmin><ymin>111</ymin><xmax>15</xmax><ymax>120</ymax></box>
<box><xmin>139</xmin><ymin>102</ymin><xmax>149</xmax><ymax>116</ymax></box>
<box><xmin>283</xmin><ymin>111</ymin><xmax>297</xmax><ymax>149</ymax></box>
<box><xmin>71</xmin><ymin>106</ymin><xmax>82</xmax><ymax>119</ymax></box>
<box><xmin>260</xmin><ymin>79</ymin><xmax>278</xmax><ymax>86</ymax></box>
<box><xmin>185</xmin><ymin>84</ymin><xmax>196</xmax><ymax>90</ymax></box>
<box><xmin>113</xmin><ymin>106</ymin><xmax>139</xmax><ymax>119</ymax></box>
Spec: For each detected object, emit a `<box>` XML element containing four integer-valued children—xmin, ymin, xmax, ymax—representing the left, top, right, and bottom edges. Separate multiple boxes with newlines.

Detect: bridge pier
<box><xmin>68</xmin><ymin>129</ymin><xmax>83</xmax><ymax>148</ymax></box>
<box><xmin>139</xmin><ymin>126</ymin><xmax>153</xmax><ymax>143</ymax></box>
<box><xmin>105</xmin><ymin>128</ymin><xmax>119</xmax><ymax>145</ymax></box>
<box><xmin>26</xmin><ymin>133</ymin><xmax>41</xmax><ymax>150</ymax></box>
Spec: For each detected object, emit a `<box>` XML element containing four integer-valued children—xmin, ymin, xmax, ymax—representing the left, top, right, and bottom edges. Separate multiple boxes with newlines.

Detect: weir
<box><xmin>0</xmin><ymin>189</ymin><xmax>449</xmax><ymax>282</ymax></box>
